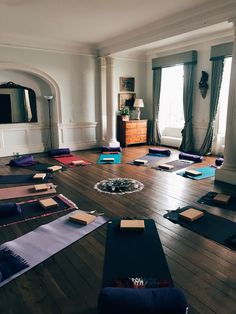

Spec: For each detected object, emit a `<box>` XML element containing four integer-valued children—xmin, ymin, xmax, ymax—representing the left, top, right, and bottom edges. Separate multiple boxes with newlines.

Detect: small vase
<box><xmin>122</xmin><ymin>115</ymin><xmax>129</xmax><ymax>121</ymax></box>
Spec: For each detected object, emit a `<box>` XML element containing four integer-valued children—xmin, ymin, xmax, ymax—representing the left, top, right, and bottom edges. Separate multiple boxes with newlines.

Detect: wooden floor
<box><xmin>0</xmin><ymin>146</ymin><xmax>235</xmax><ymax>314</ymax></box>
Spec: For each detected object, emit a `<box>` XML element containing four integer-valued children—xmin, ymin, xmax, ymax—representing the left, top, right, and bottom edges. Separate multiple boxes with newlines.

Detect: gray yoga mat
<box><xmin>128</xmin><ymin>154</ymin><xmax>166</xmax><ymax>167</ymax></box>
<box><xmin>0</xmin><ymin>209</ymin><xmax>107</xmax><ymax>287</ymax></box>
<box><xmin>152</xmin><ymin>159</ymin><xmax>194</xmax><ymax>172</ymax></box>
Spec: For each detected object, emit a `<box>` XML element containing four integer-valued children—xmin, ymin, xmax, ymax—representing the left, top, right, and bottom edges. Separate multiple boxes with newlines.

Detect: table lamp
<box><xmin>133</xmin><ymin>98</ymin><xmax>144</xmax><ymax>120</ymax></box>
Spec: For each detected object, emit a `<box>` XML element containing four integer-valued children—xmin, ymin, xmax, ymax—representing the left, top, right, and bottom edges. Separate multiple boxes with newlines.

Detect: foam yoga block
<box><xmin>149</xmin><ymin>148</ymin><xmax>171</xmax><ymax>156</ymax></box>
<box><xmin>215</xmin><ymin>157</ymin><xmax>224</xmax><ymax>167</ymax></box>
<box><xmin>0</xmin><ymin>203</ymin><xmax>21</xmax><ymax>218</ymax></box>
<box><xmin>48</xmin><ymin>148</ymin><xmax>71</xmax><ymax>157</ymax></box>
<box><xmin>179</xmin><ymin>152</ymin><xmax>203</xmax><ymax>163</ymax></box>
<box><xmin>101</xmin><ymin>146</ymin><xmax>122</xmax><ymax>153</ymax></box>
<box><xmin>9</xmin><ymin>155</ymin><xmax>36</xmax><ymax>167</ymax></box>
<box><xmin>98</xmin><ymin>287</ymin><xmax>188</xmax><ymax>314</ymax></box>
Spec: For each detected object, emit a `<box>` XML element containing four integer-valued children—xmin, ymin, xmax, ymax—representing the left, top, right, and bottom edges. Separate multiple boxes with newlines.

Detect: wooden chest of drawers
<box><xmin>117</xmin><ymin>118</ymin><xmax>147</xmax><ymax>147</ymax></box>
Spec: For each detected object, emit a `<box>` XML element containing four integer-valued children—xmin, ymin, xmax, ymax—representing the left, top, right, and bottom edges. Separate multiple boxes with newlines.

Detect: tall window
<box><xmin>213</xmin><ymin>57</ymin><xmax>232</xmax><ymax>155</ymax></box>
<box><xmin>158</xmin><ymin>65</ymin><xmax>184</xmax><ymax>133</ymax></box>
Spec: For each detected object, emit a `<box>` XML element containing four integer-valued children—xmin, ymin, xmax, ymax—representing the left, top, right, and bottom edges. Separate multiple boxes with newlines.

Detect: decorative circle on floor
<box><xmin>94</xmin><ymin>177</ymin><xmax>144</xmax><ymax>195</ymax></box>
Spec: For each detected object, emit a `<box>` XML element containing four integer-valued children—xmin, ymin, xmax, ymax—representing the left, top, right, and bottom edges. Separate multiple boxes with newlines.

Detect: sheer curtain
<box><xmin>152</xmin><ymin>68</ymin><xmax>162</xmax><ymax>145</ymax></box>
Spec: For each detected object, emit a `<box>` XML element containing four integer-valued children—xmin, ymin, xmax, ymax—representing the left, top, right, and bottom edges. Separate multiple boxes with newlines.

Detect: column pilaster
<box><xmin>215</xmin><ymin>19</ymin><xmax>236</xmax><ymax>185</ymax></box>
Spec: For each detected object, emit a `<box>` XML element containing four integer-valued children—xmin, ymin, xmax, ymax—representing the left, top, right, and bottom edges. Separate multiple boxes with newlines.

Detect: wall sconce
<box><xmin>44</xmin><ymin>95</ymin><xmax>54</xmax><ymax>149</ymax></box>
<box><xmin>199</xmin><ymin>71</ymin><xmax>209</xmax><ymax>99</ymax></box>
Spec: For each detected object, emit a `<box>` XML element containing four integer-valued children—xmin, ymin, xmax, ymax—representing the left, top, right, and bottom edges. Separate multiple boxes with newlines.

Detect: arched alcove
<box><xmin>0</xmin><ymin>62</ymin><xmax>62</xmax><ymax>155</ymax></box>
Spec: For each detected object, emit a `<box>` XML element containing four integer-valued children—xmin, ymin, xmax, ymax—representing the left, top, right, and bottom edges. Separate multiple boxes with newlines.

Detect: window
<box><xmin>212</xmin><ymin>57</ymin><xmax>232</xmax><ymax>155</ymax></box>
<box><xmin>158</xmin><ymin>65</ymin><xmax>184</xmax><ymax>133</ymax></box>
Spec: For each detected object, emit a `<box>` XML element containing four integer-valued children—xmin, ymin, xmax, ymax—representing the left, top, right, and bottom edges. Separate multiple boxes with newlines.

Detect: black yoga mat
<box><xmin>164</xmin><ymin>206</ymin><xmax>236</xmax><ymax>251</ymax></box>
<box><xmin>0</xmin><ymin>195</ymin><xmax>73</xmax><ymax>228</ymax></box>
<box><xmin>198</xmin><ymin>192</ymin><xmax>236</xmax><ymax>211</ymax></box>
<box><xmin>24</xmin><ymin>163</ymin><xmax>57</xmax><ymax>172</ymax></box>
<box><xmin>152</xmin><ymin>159</ymin><xmax>194</xmax><ymax>172</ymax></box>
<box><xmin>102</xmin><ymin>219</ymin><xmax>173</xmax><ymax>288</ymax></box>
<box><xmin>0</xmin><ymin>174</ymin><xmax>52</xmax><ymax>184</ymax></box>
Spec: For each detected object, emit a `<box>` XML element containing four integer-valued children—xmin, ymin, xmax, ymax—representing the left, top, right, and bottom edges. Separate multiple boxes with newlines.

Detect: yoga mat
<box><xmin>97</xmin><ymin>153</ymin><xmax>122</xmax><ymax>164</ymax></box>
<box><xmin>128</xmin><ymin>154</ymin><xmax>165</xmax><ymax>167</ymax></box>
<box><xmin>24</xmin><ymin>162</ymin><xmax>59</xmax><ymax>172</ymax></box>
<box><xmin>0</xmin><ymin>183</ymin><xmax>56</xmax><ymax>201</ymax></box>
<box><xmin>164</xmin><ymin>206</ymin><xmax>236</xmax><ymax>250</ymax></box>
<box><xmin>0</xmin><ymin>173</ymin><xmax>51</xmax><ymax>184</ymax></box>
<box><xmin>198</xmin><ymin>192</ymin><xmax>236</xmax><ymax>211</ymax></box>
<box><xmin>177</xmin><ymin>166</ymin><xmax>215</xmax><ymax>180</ymax></box>
<box><xmin>0</xmin><ymin>210</ymin><xmax>107</xmax><ymax>287</ymax></box>
<box><xmin>152</xmin><ymin>159</ymin><xmax>194</xmax><ymax>172</ymax></box>
<box><xmin>53</xmin><ymin>155</ymin><xmax>92</xmax><ymax>167</ymax></box>
<box><xmin>0</xmin><ymin>194</ymin><xmax>76</xmax><ymax>228</ymax></box>
<box><xmin>102</xmin><ymin>219</ymin><xmax>172</xmax><ymax>288</ymax></box>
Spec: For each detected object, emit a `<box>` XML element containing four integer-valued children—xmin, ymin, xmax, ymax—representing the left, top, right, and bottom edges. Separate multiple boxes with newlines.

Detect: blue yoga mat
<box><xmin>177</xmin><ymin>166</ymin><xmax>216</xmax><ymax>180</ymax></box>
<box><xmin>97</xmin><ymin>153</ymin><xmax>122</xmax><ymax>164</ymax></box>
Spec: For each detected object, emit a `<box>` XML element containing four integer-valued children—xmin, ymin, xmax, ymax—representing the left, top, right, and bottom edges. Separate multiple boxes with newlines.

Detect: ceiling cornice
<box><xmin>98</xmin><ymin>0</ymin><xmax>236</xmax><ymax>56</ymax></box>
<box><xmin>0</xmin><ymin>34</ymin><xmax>98</xmax><ymax>56</ymax></box>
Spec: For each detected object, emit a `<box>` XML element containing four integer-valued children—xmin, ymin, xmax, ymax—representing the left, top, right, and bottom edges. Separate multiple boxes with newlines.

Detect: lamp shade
<box><xmin>44</xmin><ymin>95</ymin><xmax>53</xmax><ymax>100</ymax></box>
<box><xmin>133</xmin><ymin>99</ymin><xmax>144</xmax><ymax>108</ymax></box>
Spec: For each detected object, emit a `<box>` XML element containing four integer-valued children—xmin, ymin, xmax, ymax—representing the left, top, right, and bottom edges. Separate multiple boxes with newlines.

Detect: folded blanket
<box><xmin>48</xmin><ymin>148</ymin><xmax>71</xmax><ymax>157</ymax></box>
<box><xmin>101</xmin><ymin>146</ymin><xmax>122</xmax><ymax>153</ymax></box>
<box><xmin>149</xmin><ymin>148</ymin><xmax>171</xmax><ymax>156</ymax></box>
<box><xmin>179</xmin><ymin>152</ymin><xmax>203</xmax><ymax>163</ymax></box>
<box><xmin>9</xmin><ymin>155</ymin><xmax>37</xmax><ymax>167</ymax></box>
<box><xmin>0</xmin><ymin>203</ymin><xmax>21</xmax><ymax>218</ymax></box>
<box><xmin>215</xmin><ymin>157</ymin><xmax>224</xmax><ymax>167</ymax></box>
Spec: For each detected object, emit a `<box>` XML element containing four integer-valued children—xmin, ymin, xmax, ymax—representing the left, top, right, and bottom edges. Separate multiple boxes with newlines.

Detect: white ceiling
<box><xmin>0</xmin><ymin>0</ymin><xmax>235</xmax><ymax>56</ymax></box>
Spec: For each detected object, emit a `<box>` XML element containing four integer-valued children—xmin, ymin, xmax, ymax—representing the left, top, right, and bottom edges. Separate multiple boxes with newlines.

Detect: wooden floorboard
<box><xmin>0</xmin><ymin>146</ymin><xmax>235</xmax><ymax>314</ymax></box>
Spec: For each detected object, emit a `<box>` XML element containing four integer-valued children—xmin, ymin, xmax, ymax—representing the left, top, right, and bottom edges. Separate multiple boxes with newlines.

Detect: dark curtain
<box><xmin>152</xmin><ymin>68</ymin><xmax>162</xmax><ymax>145</ymax></box>
<box><xmin>199</xmin><ymin>59</ymin><xmax>224</xmax><ymax>155</ymax></box>
<box><xmin>179</xmin><ymin>62</ymin><xmax>196</xmax><ymax>152</ymax></box>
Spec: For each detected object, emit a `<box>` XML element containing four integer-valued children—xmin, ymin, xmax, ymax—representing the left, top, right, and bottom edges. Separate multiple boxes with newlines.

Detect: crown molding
<box><xmin>98</xmin><ymin>0</ymin><xmax>236</xmax><ymax>56</ymax></box>
<box><xmin>0</xmin><ymin>34</ymin><xmax>98</xmax><ymax>56</ymax></box>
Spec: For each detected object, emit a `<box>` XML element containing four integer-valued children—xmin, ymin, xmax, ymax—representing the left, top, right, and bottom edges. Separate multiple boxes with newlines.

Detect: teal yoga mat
<box><xmin>97</xmin><ymin>153</ymin><xmax>122</xmax><ymax>164</ymax></box>
<box><xmin>177</xmin><ymin>166</ymin><xmax>215</xmax><ymax>180</ymax></box>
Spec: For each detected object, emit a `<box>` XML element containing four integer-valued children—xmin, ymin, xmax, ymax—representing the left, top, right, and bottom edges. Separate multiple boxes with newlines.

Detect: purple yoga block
<box><xmin>179</xmin><ymin>152</ymin><xmax>203</xmax><ymax>163</ymax></box>
<box><xmin>149</xmin><ymin>148</ymin><xmax>171</xmax><ymax>156</ymax></box>
<box><xmin>101</xmin><ymin>146</ymin><xmax>122</xmax><ymax>153</ymax></box>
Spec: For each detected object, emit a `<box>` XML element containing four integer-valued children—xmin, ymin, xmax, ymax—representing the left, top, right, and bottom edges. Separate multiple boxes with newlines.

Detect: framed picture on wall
<box><xmin>118</xmin><ymin>93</ymin><xmax>136</xmax><ymax>109</ymax></box>
<box><xmin>120</xmin><ymin>77</ymin><xmax>135</xmax><ymax>92</ymax></box>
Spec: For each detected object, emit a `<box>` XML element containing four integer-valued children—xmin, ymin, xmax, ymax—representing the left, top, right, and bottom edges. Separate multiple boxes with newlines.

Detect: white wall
<box><xmin>0</xmin><ymin>46</ymin><xmax>100</xmax><ymax>156</ymax></box>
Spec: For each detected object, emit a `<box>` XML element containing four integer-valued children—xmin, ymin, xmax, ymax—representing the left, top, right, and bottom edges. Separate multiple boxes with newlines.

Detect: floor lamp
<box><xmin>44</xmin><ymin>95</ymin><xmax>54</xmax><ymax>149</ymax></box>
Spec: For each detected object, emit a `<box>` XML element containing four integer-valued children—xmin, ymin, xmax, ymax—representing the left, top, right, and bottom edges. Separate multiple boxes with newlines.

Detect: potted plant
<box><xmin>119</xmin><ymin>106</ymin><xmax>130</xmax><ymax>121</ymax></box>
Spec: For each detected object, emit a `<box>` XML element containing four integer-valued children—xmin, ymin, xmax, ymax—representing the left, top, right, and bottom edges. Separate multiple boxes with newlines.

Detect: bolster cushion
<box><xmin>0</xmin><ymin>203</ymin><xmax>21</xmax><ymax>218</ymax></box>
<box><xmin>149</xmin><ymin>148</ymin><xmax>171</xmax><ymax>156</ymax></box>
<box><xmin>9</xmin><ymin>155</ymin><xmax>36</xmax><ymax>167</ymax></box>
<box><xmin>101</xmin><ymin>146</ymin><xmax>122</xmax><ymax>153</ymax></box>
<box><xmin>215</xmin><ymin>157</ymin><xmax>224</xmax><ymax>167</ymax></box>
<box><xmin>48</xmin><ymin>148</ymin><xmax>71</xmax><ymax>157</ymax></box>
<box><xmin>98</xmin><ymin>287</ymin><xmax>188</xmax><ymax>314</ymax></box>
<box><xmin>179</xmin><ymin>152</ymin><xmax>203</xmax><ymax>163</ymax></box>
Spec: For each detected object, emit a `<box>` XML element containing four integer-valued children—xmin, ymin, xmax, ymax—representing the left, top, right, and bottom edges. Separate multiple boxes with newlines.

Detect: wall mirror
<box><xmin>0</xmin><ymin>81</ymin><xmax>37</xmax><ymax>124</ymax></box>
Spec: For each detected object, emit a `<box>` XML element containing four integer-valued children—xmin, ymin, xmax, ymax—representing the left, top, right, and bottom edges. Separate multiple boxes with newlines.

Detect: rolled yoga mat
<box><xmin>0</xmin><ymin>183</ymin><xmax>56</xmax><ymax>201</ymax></box>
<box><xmin>149</xmin><ymin>148</ymin><xmax>171</xmax><ymax>156</ymax></box>
<box><xmin>164</xmin><ymin>206</ymin><xmax>236</xmax><ymax>251</ymax></box>
<box><xmin>179</xmin><ymin>152</ymin><xmax>203</xmax><ymax>163</ymax></box>
<box><xmin>48</xmin><ymin>148</ymin><xmax>71</xmax><ymax>157</ymax></box>
<box><xmin>0</xmin><ymin>203</ymin><xmax>21</xmax><ymax>218</ymax></box>
<box><xmin>0</xmin><ymin>210</ymin><xmax>107</xmax><ymax>287</ymax></box>
<box><xmin>9</xmin><ymin>155</ymin><xmax>37</xmax><ymax>167</ymax></box>
<box><xmin>0</xmin><ymin>194</ymin><xmax>75</xmax><ymax>228</ymax></box>
<box><xmin>0</xmin><ymin>173</ymin><xmax>51</xmax><ymax>184</ymax></box>
<box><xmin>101</xmin><ymin>146</ymin><xmax>122</xmax><ymax>153</ymax></box>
